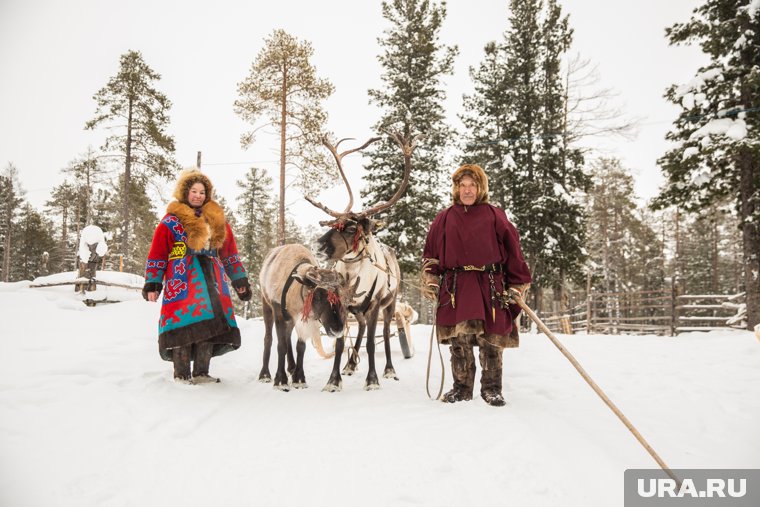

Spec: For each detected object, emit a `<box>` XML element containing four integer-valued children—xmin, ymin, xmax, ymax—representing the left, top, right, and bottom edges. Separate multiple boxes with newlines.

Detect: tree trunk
<box><xmin>739</xmin><ymin>148</ymin><xmax>759</xmax><ymax>329</ymax></box>
<box><xmin>278</xmin><ymin>66</ymin><xmax>287</xmax><ymax>246</ymax></box>
<box><xmin>674</xmin><ymin>207</ymin><xmax>682</xmax><ymax>281</ymax></box>
<box><xmin>85</xmin><ymin>161</ymin><xmax>92</xmax><ymax>226</ymax></box>
<box><xmin>2</xmin><ymin>205</ymin><xmax>10</xmax><ymax>282</ymax></box>
<box><xmin>59</xmin><ymin>202</ymin><xmax>68</xmax><ymax>271</ymax></box>
<box><xmin>710</xmin><ymin>210</ymin><xmax>718</xmax><ymax>295</ymax></box>
<box><xmin>123</xmin><ymin>97</ymin><xmax>133</xmax><ymax>259</ymax></box>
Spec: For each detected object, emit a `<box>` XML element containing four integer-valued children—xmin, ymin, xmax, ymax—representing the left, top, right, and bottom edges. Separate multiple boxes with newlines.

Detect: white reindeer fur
<box><xmin>337</xmin><ymin>235</ymin><xmax>400</xmax><ymax>311</ymax></box>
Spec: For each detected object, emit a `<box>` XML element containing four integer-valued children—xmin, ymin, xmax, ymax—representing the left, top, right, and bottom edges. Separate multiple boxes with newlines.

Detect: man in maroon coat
<box><xmin>422</xmin><ymin>164</ymin><xmax>531</xmax><ymax>406</ymax></box>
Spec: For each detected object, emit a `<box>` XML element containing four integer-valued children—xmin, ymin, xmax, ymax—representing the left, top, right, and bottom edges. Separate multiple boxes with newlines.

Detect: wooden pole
<box><xmin>197</xmin><ymin>151</ymin><xmax>202</xmax><ymax>169</ymax></box>
<box><xmin>510</xmin><ymin>290</ymin><xmax>681</xmax><ymax>485</ymax></box>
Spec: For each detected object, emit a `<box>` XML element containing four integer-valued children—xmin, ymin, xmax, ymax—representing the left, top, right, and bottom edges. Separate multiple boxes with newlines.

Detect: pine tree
<box><xmin>461</xmin><ymin>0</ymin><xmax>588</xmax><ymax>311</ymax></box>
<box><xmin>0</xmin><ymin>163</ymin><xmax>25</xmax><ymax>282</ymax></box>
<box><xmin>10</xmin><ymin>203</ymin><xmax>56</xmax><ymax>281</ymax></box>
<box><xmin>62</xmin><ymin>148</ymin><xmax>108</xmax><ymax>227</ymax></box>
<box><xmin>628</xmin><ymin>208</ymin><xmax>667</xmax><ymax>293</ymax></box>
<box><xmin>85</xmin><ymin>50</ymin><xmax>178</xmax><ymax>265</ymax></box>
<box><xmin>235</xmin><ymin>29</ymin><xmax>334</xmax><ymax>246</ymax></box>
<box><xmin>654</xmin><ymin>0</ymin><xmax>760</xmax><ymax>328</ymax></box>
<box><xmin>675</xmin><ymin>202</ymin><xmax>743</xmax><ymax>294</ymax></box>
<box><xmin>460</xmin><ymin>41</ymin><xmax>513</xmax><ymax>204</ymax></box>
<box><xmin>235</xmin><ymin>167</ymin><xmax>277</xmax><ymax>316</ymax></box>
<box><xmin>45</xmin><ymin>182</ymin><xmax>79</xmax><ymax>271</ymax></box>
<box><xmin>100</xmin><ymin>173</ymin><xmax>157</xmax><ymax>273</ymax></box>
<box><xmin>362</xmin><ymin>0</ymin><xmax>458</xmax><ymax>273</ymax></box>
<box><xmin>585</xmin><ymin>158</ymin><xmax>663</xmax><ymax>294</ymax></box>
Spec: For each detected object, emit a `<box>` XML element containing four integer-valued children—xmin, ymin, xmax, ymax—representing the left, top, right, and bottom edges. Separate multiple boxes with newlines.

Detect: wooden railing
<box><xmin>538</xmin><ymin>286</ymin><xmax>746</xmax><ymax>336</ymax></box>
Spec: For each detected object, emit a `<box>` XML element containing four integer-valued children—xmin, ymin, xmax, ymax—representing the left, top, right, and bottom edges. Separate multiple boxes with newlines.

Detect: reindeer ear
<box><xmin>292</xmin><ymin>271</ymin><xmax>317</xmax><ymax>288</ymax></box>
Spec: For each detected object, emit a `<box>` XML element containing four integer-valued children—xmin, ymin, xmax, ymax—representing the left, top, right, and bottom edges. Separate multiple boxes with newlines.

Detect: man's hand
<box><xmin>420</xmin><ymin>258</ymin><xmax>440</xmax><ymax>301</ymax></box>
<box><xmin>507</xmin><ymin>283</ymin><xmax>530</xmax><ymax>304</ymax></box>
<box><xmin>421</xmin><ymin>279</ymin><xmax>439</xmax><ymax>301</ymax></box>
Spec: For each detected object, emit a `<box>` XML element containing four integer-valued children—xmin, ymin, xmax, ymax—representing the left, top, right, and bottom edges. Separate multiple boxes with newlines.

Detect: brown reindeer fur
<box><xmin>166</xmin><ymin>200</ymin><xmax>227</xmax><ymax>251</ymax></box>
<box><xmin>436</xmin><ymin>320</ymin><xmax>519</xmax><ymax>349</ymax></box>
<box><xmin>260</xmin><ymin>244</ymin><xmax>317</xmax><ymax>316</ymax></box>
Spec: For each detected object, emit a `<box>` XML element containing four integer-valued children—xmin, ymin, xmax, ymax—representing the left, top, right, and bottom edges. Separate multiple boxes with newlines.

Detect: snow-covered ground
<box><xmin>1</xmin><ymin>280</ymin><xmax>758</xmax><ymax>507</ymax></box>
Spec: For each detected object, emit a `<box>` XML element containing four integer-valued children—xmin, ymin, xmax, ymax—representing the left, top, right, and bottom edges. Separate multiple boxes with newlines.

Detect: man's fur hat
<box><xmin>451</xmin><ymin>164</ymin><xmax>489</xmax><ymax>205</ymax></box>
<box><xmin>173</xmin><ymin>167</ymin><xmax>214</xmax><ymax>205</ymax></box>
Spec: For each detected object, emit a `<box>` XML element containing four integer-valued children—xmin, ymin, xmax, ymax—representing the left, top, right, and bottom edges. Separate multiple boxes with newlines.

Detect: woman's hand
<box><xmin>232</xmin><ymin>278</ymin><xmax>252</xmax><ymax>301</ymax></box>
<box><xmin>142</xmin><ymin>282</ymin><xmax>162</xmax><ymax>302</ymax></box>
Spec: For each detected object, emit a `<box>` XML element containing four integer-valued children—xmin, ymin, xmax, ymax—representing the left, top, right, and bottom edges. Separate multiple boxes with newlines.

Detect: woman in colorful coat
<box><xmin>421</xmin><ymin>164</ymin><xmax>532</xmax><ymax>406</ymax></box>
<box><xmin>142</xmin><ymin>168</ymin><xmax>252</xmax><ymax>384</ymax></box>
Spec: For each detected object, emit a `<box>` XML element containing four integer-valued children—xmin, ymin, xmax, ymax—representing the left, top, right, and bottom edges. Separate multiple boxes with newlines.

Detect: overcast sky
<box><xmin>0</xmin><ymin>0</ymin><xmax>706</xmax><ymax>226</ymax></box>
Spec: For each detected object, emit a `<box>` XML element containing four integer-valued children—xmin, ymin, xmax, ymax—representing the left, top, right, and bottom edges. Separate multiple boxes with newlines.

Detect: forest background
<box><xmin>1</xmin><ymin>0</ymin><xmax>757</xmax><ymax>329</ymax></box>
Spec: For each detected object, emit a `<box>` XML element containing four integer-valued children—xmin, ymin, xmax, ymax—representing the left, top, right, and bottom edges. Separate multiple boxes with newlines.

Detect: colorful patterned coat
<box><xmin>144</xmin><ymin>200</ymin><xmax>248</xmax><ymax>361</ymax></box>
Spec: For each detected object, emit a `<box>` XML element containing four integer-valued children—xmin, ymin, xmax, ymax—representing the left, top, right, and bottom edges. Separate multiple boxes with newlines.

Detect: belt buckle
<box><xmin>463</xmin><ymin>265</ymin><xmax>484</xmax><ymax>271</ymax></box>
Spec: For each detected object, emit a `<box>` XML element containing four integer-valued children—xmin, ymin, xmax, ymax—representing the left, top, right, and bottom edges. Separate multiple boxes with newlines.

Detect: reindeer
<box><xmin>305</xmin><ymin>131</ymin><xmax>420</xmax><ymax>391</ymax></box>
<box><xmin>258</xmin><ymin>244</ymin><xmax>353</xmax><ymax>391</ymax></box>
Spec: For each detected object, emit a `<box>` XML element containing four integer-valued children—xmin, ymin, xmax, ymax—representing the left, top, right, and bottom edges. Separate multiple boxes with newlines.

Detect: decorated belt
<box><xmin>187</xmin><ymin>248</ymin><xmax>218</xmax><ymax>257</ymax></box>
<box><xmin>450</xmin><ymin>263</ymin><xmax>502</xmax><ymax>273</ymax></box>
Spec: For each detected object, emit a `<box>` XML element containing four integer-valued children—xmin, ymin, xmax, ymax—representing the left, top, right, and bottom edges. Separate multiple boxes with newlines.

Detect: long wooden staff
<box><xmin>509</xmin><ymin>289</ymin><xmax>681</xmax><ymax>484</ymax></box>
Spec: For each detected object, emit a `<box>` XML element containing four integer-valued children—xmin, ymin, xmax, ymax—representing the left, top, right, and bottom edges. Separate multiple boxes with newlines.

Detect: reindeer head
<box><xmin>306</xmin><ymin>131</ymin><xmax>422</xmax><ymax>263</ymax></box>
<box><xmin>291</xmin><ymin>267</ymin><xmax>361</xmax><ymax>338</ymax></box>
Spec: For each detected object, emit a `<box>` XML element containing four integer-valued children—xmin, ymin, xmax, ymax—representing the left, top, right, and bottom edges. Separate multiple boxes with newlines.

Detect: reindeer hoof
<box><xmin>322</xmin><ymin>382</ymin><xmax>342</xmax><ymax>393</ymax></box>
<box><xmin>342</xmin><ymin>364</ymin><xmax>358</xmax><ymax>376</ymax></box>
<box><xmin>292</xmin><ymin>382</ymin><xmax>309</xmax><ymax>389</ymax></box>
<box><xmin>274</xmin><ymin>383</ymin><xmax>290</xmax><ymax>392</ymax></box>
<box><xmin>364</xmin><ymin>382</ymin><xmax>381</xmax><ymax>391</ymax></box>
<box><xmin>383</xmin><ymin>368</ymin><xmax>398</xmax><ymax>380</ymax></box>
<box><xmin>258</xmin><ymin>374</ymin><xmax>272</xmax><ymax>383</ymax></box>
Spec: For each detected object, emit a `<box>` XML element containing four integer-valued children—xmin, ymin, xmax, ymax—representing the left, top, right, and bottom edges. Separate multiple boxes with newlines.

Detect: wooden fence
<box><xmin>539</xmin><ymin>284</ymin><xmax>746</xmax><ymax>336</ymax></box>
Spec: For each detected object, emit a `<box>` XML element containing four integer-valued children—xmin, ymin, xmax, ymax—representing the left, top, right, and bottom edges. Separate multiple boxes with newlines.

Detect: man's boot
<box><xmin>192</xmin><ymin>341</ymin><xmax>220</xmax><ymax>384</ymax></box>
<box><xmin>173</xmin><ymin>345</ymin><xmax>192</xmax><ymax>383</ymax></box>
<box><xmin>479</xmin><ymin>343</ymin><xmax>506</xmax><ymax>407</ymax></box>
<box><xmin>441</xmin><ymin>336</ymin><xmax>476</xmax><ymax>403</ymax></box>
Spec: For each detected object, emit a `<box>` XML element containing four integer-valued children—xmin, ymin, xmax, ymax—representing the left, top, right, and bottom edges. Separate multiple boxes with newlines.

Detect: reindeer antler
<box><xmin>357</xmin><ymin>130</ymin><xmax>424</xmax><ymax>218</ymax></box>
<box><xmin>304</xmin><ymin>135</ymin><xmax>381</xmax><ymax>218</ymax></box>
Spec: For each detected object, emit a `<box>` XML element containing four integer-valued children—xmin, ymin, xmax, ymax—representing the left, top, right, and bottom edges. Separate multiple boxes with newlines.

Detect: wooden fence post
<box><xmin>670</xmin><ymin>276</ymin><xmax>680</xmax><ymax>336</ymax></box>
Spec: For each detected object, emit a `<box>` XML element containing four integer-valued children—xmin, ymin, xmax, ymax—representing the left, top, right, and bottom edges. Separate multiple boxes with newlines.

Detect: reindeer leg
<box><xmin>364</xmin><ymin>307</ymin><xmax>381</xmax><ymax>390</ymax></box>
<box><xmin>343</xmin><ymin>315</ymin><xmax>365</xmax><ymax>375</ymax></box>
<box><xmin>273</xmin><ymin>313</ymin><xmax>291</xmax><ymax>391</ymax></box>
<box><xmin>258</xmin><ymin>301</ymin><xmax>274</xmax><ymax>383</ymax></box>
<box><xmin>292</xmin><ymin>339</ymin><xmax>308</xmax><ymax>389</ymax></box>
<box><xmin>382</xmin><ymin>305</ymin><xmax>398</xmax><ymax>380</ymax></box>
<box><xmin>323</xmin><ymin>337</ymin><xmax>344</xmax><ymax>392</ymax></box>
<box><xmin>286</xmin><ymin>329</ymin><xmax>296</xmax><ymax>377</ymax></box>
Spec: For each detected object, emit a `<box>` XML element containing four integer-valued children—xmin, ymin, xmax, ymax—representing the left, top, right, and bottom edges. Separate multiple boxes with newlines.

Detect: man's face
<box><xmin>458</xmin><ymin>175</ymin><xmax>478</xmax><ymax>206</ymax></box>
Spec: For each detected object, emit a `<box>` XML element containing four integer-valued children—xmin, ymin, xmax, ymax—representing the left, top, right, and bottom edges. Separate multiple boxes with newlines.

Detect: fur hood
<box><xmin>451</xmin><ymin>164</ymin><xmax>489</xmax><ymax>205</ymax></box>
<box><xmin>173</xmin><ymin>167</ymin><xmax>214</xmax><ymax>205</ymax></box>
<box><xmin>166</xmin><ymin>200</ymin><xmax>227</xmax><ymax>250</ymax></box>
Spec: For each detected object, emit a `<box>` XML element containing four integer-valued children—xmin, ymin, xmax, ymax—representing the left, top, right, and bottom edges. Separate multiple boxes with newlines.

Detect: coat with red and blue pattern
<box><xmin>145</xmin><ymin>205</ymin><xmax>247</xmax><ymax>360</ymax></box>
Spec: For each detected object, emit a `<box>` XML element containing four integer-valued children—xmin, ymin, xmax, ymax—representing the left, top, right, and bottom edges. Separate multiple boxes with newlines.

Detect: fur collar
<box><xmin>166</xmin><ymin>200</ymin><xmax>227</xmax><ymax>250</ymax></box>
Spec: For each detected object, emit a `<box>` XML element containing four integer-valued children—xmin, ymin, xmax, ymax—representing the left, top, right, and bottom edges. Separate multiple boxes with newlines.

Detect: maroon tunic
<box><xmin>423</xmin><ymin>203</ymin><xmax>532</xmax><ymax>339</ymax></box>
